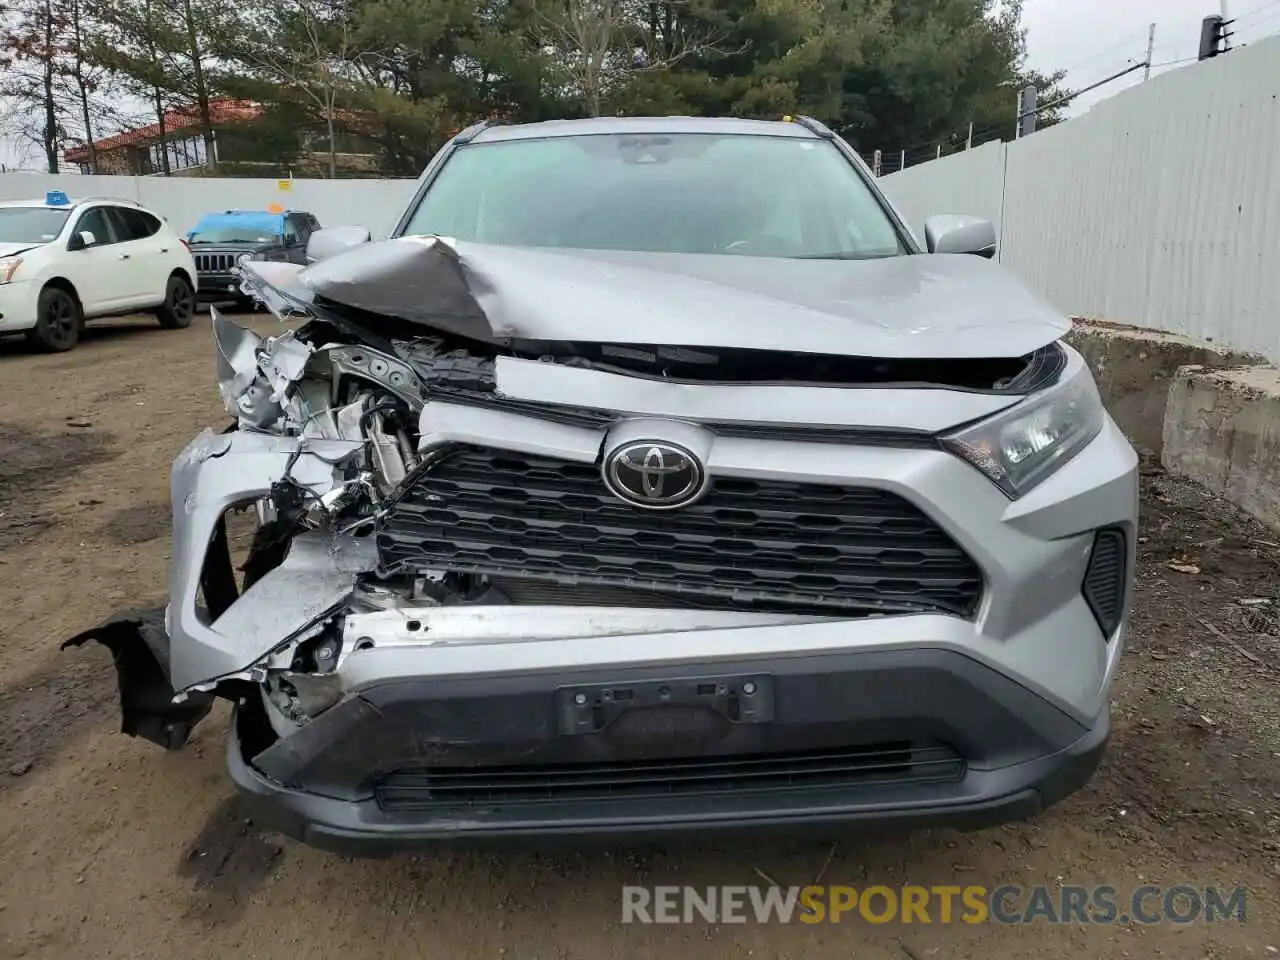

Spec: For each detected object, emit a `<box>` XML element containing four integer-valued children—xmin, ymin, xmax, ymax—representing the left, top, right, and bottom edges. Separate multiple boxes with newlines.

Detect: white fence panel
<box><xmin>0</xmin><ymin>173</ymin><xmax>418</xmax><ymax>239</ymax></box>
<box><xmin>873</xmin><ymin>34</ymin><xmax>1280</xmax><ymax>359</ymax></box>
<box><xmin>879</xmin><ymin>140</ymin><xmax>1006</xmax><ymax>250</ymax></box>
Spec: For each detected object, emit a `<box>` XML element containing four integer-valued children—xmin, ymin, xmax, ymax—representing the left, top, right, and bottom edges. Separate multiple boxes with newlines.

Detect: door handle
<box><xmin>159</xmin><ymin>247</ymin><xmax>169</xmax><ymax>253</ymax></box>
<box><xmin>118</xmin><ymin>253</ymin><xmax>131</xmax><ymax>260</ymax></box>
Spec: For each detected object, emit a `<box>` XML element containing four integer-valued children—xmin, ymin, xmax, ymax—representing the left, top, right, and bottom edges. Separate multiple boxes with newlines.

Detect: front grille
<box><xmin>376</xmin><ymin>742</ymin><xmax>965</xmax><ymax>810</ymax></box>
<box><xmin>1082</xmin><ymin>528</ymin><xmax>1126</xmax><ymax>638</ymax></box>
<box><xmin>376</xmin><ymin>446</ymin><xmax>984</xmax><ymax>616</ymax></box>
<box><xmin>194</xmin><ymin>252</ymin><xmax>236</xmax><ymax>273</ymax></box>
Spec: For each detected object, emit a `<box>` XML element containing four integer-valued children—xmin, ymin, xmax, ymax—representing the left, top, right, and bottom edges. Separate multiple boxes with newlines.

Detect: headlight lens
<box><xmin>236</xmin><ymin>252</ymin><xmax>256</xmax><ymax>266</ymax></box>
<box><xmin>943</xmin><ymin>362</ymin><xmax>1105</xmax><ymax>499</ymax></box>
<box><xmin>0</xmin><ymin>256</ymin><xmax>23</xmax><ymax>284</ymax></box>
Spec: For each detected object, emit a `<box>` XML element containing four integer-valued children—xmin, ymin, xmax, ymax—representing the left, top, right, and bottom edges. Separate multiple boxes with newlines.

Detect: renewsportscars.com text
<box><xmin>621</xmin><ymin>885</ymin><xmax>1247</xmax><ymax>925</ymax></box>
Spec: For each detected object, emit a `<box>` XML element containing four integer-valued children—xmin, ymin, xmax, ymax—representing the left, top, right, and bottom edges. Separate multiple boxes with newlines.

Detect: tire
<box><xmin>157</xmin><ymin>274</ymin><xmax>195</xmax><ymax>329</ymax></box>
<box><xmin>25</xmin><ymin>286</ymin><xmax>82</xmax><ymax>352</ymax></box>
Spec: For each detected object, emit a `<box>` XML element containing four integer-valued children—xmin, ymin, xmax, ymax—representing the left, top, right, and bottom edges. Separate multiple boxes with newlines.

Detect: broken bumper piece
<box><xmin>62</xmin><ymin>609</ymin><xmax>213</xmax><ymax>750</ymax></box>
<box><xmin>226</xmin><ymin>640</ymin><xmax>1109</xmax><ymax>855</ymax></box>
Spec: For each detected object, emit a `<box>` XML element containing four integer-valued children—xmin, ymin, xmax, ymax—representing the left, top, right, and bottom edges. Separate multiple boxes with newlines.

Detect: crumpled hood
<box><xmin>246</xmin><ymin>236</ymin><xmax>1070</xmax><ymax>359</ymax></box>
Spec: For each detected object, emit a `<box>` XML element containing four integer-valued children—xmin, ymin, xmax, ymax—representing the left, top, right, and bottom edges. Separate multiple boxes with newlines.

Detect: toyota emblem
<box><xmin>603</xmin><ymin>440</ymin><xmax>707</xmax><ymax>509</ymax></box>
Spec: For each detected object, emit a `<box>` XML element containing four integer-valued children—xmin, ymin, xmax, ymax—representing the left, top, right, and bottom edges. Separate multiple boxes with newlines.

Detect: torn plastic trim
<box><xmin>62</xmin><ymin>608</ymin><xmax>213</xmax><ymax>750</ymax></box>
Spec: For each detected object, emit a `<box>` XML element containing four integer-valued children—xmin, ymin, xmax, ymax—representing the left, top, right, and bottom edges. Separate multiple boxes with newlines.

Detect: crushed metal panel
<box><xmin>203</xmin><ymin>532</ymin><xmax>379</xmax><ymax>681</ymax></box>
<box><xmin>168</xmin><ymin>430</ymin><xmax>366</xmax><ymax>690</ymax></box>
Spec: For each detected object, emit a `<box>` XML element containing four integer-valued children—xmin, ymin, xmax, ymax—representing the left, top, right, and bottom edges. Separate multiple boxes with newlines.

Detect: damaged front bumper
<box><xmin>226</xmin><ymin>646</ymin><xmax>1110</xmax><ymax>853</ymax></box>
<box><xmin>62</xmin><ymin>239</ymin><xmax>1137</xmax><ymax>851</ymax></box>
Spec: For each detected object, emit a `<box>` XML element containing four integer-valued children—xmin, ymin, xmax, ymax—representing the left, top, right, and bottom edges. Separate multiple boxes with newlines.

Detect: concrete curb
<box><xmin>1066</xmin><ymin>318</ymin><xmax>1263</xmax><ymax>458</ymax></box>
<box><xmin>1162</xmin><ymin>364</ymin><xmax>1280</xmax><ymax>532</ymax></box>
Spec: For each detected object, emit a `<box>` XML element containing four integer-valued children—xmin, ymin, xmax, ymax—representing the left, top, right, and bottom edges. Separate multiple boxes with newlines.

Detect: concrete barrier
<box><xmin>1163</xmin><ymin>364</ymin><xmax>1280</xmax><ymax>532</ymax></box>
<box><xmin>1066</xmin><ymin>319</ymin><xmax>1262</xmax><ymax>457</ymax></box>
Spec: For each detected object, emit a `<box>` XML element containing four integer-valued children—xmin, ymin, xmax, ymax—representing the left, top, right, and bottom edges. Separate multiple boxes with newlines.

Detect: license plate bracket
<box><xmin>558</xmin><ymin>674</ymin><xmax>774</xmax><ymax>736</ymax></box>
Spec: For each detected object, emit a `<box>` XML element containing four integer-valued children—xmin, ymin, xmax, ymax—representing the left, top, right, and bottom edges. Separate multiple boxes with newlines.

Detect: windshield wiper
<box><xmin>793</xmin><ymin>251</ymin><xmax>900</xmax><ymax>261</ymax></box>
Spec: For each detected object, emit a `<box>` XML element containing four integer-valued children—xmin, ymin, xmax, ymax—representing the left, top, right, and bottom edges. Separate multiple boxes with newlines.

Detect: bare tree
<box><xmin>236</xmin><ymin>0</ymin><xmax>361</xmax><ymax>177</ymax></box>
<box><xmin>65</xmin><ymin>0</ymin><xmax>104</xmax><ymax>171</ymax></box>
<box><xmin>533</xmin><ymin>0</ymin><xmax>733</xmax><ymax>116</ymax></box>
<box><xmin>1</xmin><ymin>0</ymin><xmax>71</xmax><ymax>171</ymax></box>
<box><xmin>179</xmin><ymin>0</ymin><xmax>214</xmax><ymax>157</ymax></box>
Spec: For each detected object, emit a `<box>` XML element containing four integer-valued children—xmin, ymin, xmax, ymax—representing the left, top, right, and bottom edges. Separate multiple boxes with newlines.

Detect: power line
<box><xmin>1065</xmin><ymin>56</ymin><xmax>1142</xmax><ymax>90</ymax></box>
<box><xmin>1227</xmin><ymin>0</ymin><xmax>1280</xmax><ymax>26</ymax></box>
<box><xmin>1054</xmin><ymin>30</ymin><xmax>1147</xmax><ymax>77</ymax></box>
<box><xmin>1234</xmin><ymin>5</ymin><xmax>1280</xmax><ymax>38</ymax></box>
<box><xmin>1149</xmin><ymin>55</ymin><xmax>1199</xmax><ymax>68</ymax></box>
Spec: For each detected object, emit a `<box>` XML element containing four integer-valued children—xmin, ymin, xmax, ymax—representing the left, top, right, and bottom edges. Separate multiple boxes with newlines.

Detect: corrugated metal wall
<box><xmin>881</xmin><ymin>35</ymin><xmax>1280</xmax><ymax>359</ymax></box>
<box><xmin>0</xmin><ymin>173</ymin><xmax>417</xmax><ymax>239</ymax></box>
<box><xmin>878</xmin><ymin>140</ymin><xmax>1006</xmax><ymax>251</ymax></box>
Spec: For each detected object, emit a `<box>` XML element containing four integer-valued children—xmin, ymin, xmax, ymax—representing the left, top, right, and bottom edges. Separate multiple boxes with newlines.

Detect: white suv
<box><xmin>0</xmin><ymin>192</ymin><xmax>199</xmax><ymax>352</ymax></box>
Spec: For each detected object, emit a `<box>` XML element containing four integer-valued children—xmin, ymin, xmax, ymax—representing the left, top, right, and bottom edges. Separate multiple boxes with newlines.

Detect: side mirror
<box><xmin>68</xmin><ymin>230</ymin><xmax>96</xmax><ymax>251</ymax></box>
<box><xmin>923</xmin><ymin>215</ymin><xmax>996</xmax><ymax>259</ymax></box>
<box><xmin>306</xmin><ymin>225</ymin><xmax>371</xmax><ymax>263</ymax></box>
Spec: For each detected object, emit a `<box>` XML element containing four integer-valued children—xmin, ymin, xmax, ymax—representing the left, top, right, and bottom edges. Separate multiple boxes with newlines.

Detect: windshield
<box><xmin>188</xmin><ymin>225</ymin><xmax>281</xmax><ymax>244</ymax></box>
<box><xmin>401</xmin><ymin>133</ymin><xmax>907</xmax><ymax>259</ymax></box>
<box><xmin>0</xmin><ymin>207</ymin><xmax>70</xmax><ymax>244</ymax></box>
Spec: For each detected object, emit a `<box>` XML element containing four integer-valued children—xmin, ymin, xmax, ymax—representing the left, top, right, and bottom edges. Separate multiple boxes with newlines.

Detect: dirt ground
<box><xmin>1</xmin><ymin>314</ymin><xmax>1278</xmax><ymax>960</ymax></box>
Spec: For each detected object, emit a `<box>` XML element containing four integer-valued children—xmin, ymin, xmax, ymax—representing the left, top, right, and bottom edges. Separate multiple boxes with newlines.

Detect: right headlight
<box><xmin>942</xmin><ymin>360</ymin><xmax>1105</xmax><ymax>499</ymax></box>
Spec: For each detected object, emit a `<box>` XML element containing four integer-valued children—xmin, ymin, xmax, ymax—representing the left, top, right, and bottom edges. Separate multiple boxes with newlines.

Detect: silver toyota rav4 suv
<box><xmin>67</xmin><ymin>115</ymin><xmax>1137</xmax><ymax>855</ymax></box>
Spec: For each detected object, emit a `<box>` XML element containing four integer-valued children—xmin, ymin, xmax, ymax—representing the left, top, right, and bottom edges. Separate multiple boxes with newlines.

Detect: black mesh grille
<box><xmin>376</xmin><ymin>742</ymin><xmax>965</xmax><ymax>810</ymax></box>
<box><xmin>375</xmin><ymin>446</ymin><xmax>984</xmax><ymax>616</ymax></box>
<box><xmin>1083</xmin><ymin>528</ymin><xmax>1126</xmax><ymax>638</ymax></box>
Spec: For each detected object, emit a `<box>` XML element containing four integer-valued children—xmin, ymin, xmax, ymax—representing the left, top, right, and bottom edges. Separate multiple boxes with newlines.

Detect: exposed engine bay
<box><xmin>63</xmin><ymin>234</ymin><xmax>1072</xmax><ymax>753</ymax></box>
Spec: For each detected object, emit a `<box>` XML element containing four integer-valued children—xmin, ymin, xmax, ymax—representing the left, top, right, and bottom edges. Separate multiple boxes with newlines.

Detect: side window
<box><xmin>116</xmin><ymin>207</ymin><xmax>162</xmax><ymax>240</ymax></box>
<box><xmin>283</xmin><ymin>217</ymin><xmax>301</xmax><ymax>244</ymax></box>
<box><xmin>71</xmin><ymin>207</ymin><xmax>116</xmax><ymax>248</ymax></box>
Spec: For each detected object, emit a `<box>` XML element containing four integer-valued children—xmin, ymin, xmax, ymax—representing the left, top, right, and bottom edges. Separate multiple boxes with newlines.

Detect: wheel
<box><xmin>157</xmin><ymin>274</ymin><xmax>195</xmax><ymax>329</ymax></box>
<box><xmin>26</xmin><ymin>286</ymin><xmax>82</xmax><ymax>352</ymax></box>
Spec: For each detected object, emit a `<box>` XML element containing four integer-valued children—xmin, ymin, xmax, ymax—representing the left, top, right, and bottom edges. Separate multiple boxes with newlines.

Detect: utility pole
<box><xmin>900</xmin><ymin>148</ymin><xmax>905</xmax><ymax>170</ymax></box>
<box><xmin>966</xmin><ymin>122</ymin><xmax>973</xmax><ymax>149</ymax></box>
<box><xmin>872</xmin><ymin>149</ymin><xmax>882</xmax><ymax>177</ymax></box>
<box><xmin>1017</xmin><ymin>85</ymin><xmax>1039</xmax><ymax>139</ymax></box>
<box><xmin>1144</xmin><ymin>23</ymin><xmax>1156</xmax><ymax>79</ymax></box>
<box><xmin>936</xmin><ymin>144</ymin><xmax>941</xmax><ymax>159</ymax></box>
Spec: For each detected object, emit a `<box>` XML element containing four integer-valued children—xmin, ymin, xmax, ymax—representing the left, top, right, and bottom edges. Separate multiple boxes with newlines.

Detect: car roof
<box><xmin>470</xmin><ymin>116</ymin><xmax>827</xmax><ymax>144</ymax></box>
<box><xmin>0</xmin><ymin>196</ymin><xmax>145</xmax><ymax>211</ymax></box>
<box><xmin>210</xmin><ymin>209</ymin><xmax>307</xmax><ymax>216</ymax></box>
<box><xmin>0</xmin><ymin>198</ymin><xmax>79</xmax><ymax>209</ymax></box>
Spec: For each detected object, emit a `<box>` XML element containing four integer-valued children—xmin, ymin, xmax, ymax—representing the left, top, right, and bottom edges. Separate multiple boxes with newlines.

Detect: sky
<box><xmin>1023</xmin><ymin>0</ymin><xmax>1280</xmax><ymax>117</ymax></box>
<box><xmin>2</xmin><ymin>0</ymin><xmax>1280</xmax><ymax>171</ymax></box>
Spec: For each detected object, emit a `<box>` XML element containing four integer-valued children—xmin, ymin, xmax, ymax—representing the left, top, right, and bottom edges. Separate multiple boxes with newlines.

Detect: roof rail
<box><xmin>77</xmin><ymin>196</ymin><xmax>143</xmax><ymax>206</ymax></box>
<box><xmin>452</xmin><ymin>118</ymin><xmax>501</xmax><ymax>144</ymax></box>
<box><xmin>791</xmin><ymin>116</ymin><xmax>836</xmax><ymax>139</ymax></box>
